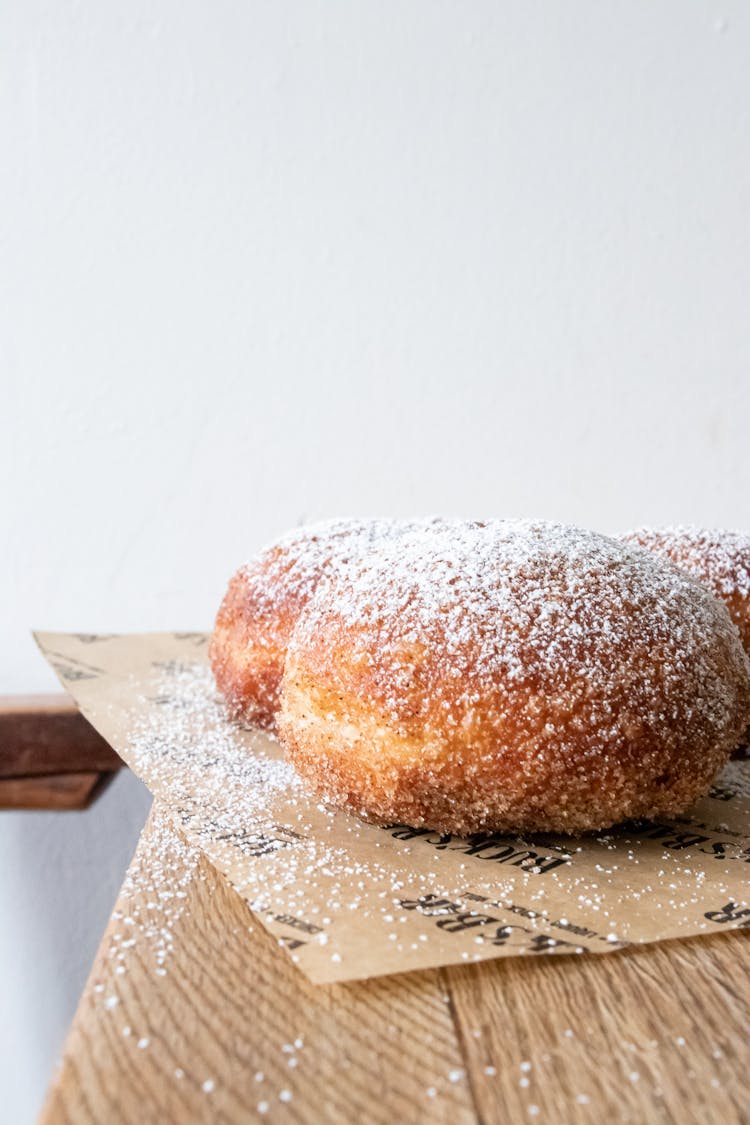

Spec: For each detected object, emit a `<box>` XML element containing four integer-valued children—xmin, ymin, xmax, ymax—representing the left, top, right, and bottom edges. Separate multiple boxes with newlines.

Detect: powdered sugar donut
<box><xmin>210</xmin><ymin>519</ymin><xmax>440</xmax><ymax>730</ymax></box>
<box><xmin>618</xmin><ymin>527</ymin><xmax>750</xmax><ymax>655</ymax></box>
<box><xmin>278</xmin><ymin>520</ymin><xmax>750</xmax><ymax>834</ymax></box>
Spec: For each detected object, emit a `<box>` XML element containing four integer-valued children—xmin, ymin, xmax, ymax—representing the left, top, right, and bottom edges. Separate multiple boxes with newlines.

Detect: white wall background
<box><xmin>2</xmin><ymin>2</ymin><xmax>749</xmax><ymax>1120</ymax></box>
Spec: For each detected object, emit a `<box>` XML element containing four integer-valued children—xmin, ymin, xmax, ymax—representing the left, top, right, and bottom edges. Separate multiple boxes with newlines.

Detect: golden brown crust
<box><xmin>209</xmin><ymin>519</ymin><xmax>440</xmax><ymax>730</ymax></box>
<box><xmin>209</xmin><ymin>562</ymin><xmax>293</xmax><ymax>730</ymax></box>
<box><xmin>278</xmin><ymin>521</ymin><xmax>750</xmax><ymax>835</ymax></box>
<box><xmin>279</xmin><ymin>679</ymin><xmax>734</xmax><ymax>834</ymax></box>
<box><xmin>619</xmin><ymin>527</ymin><xmax>750</xmax><ymax>655</ymax></box>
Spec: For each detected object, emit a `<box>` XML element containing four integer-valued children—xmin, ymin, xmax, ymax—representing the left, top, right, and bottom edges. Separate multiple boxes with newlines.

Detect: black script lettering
<box><xmin>704</xmin><ymin>901</ymin><xmax>750</xmax><ymax>925</ymax></box>
<box><xmin>436</xmin><ymin>913</ymin><xmax>498</xmax><ymax>933</ymax></box>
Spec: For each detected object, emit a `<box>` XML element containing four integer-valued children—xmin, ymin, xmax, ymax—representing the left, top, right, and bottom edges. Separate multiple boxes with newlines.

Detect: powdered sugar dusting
<box><xmin>281</xmin><ymin>520</ymin><xmax>750</xmax><ymax>833</ymax></box>
<box><xmin>108</xmin><ymin>806</ymin><xmax>203</xmax><ymax>978</ymax></box>
<box><xmin>39</xmin><ymin>624</ymin><xmax>750</xmax><ymax>987</ymax></box>
<box><xmin>245</xmin><ymin>517</ymin><xmax>448</xmax><ymax>606</ymax></box>
<box><xmin>124</xmin><ymin>662</ymin><xmax>459</xmax><ymax>943</ymax></box>
<box><xmin>211</xmin><ymin>517</ymin><xmax>453</xmax><ymax>727</ymax></box>
<box><xmin>299</xmin><ymin>520</ymin><xmax>746</xmax><ymax>713</ymax></box>
<box><xmin>619</xmin><ymin>527</ymin><xmax>750</xmax><ymax>657</ymax></box>
<box><xmin>620</xmin><ymin>526</ymin><xmax>750</xmax><ymax>603</ymax></box>
<box><xmin>129</xmin><ymin>661</ymin><xmax>301</xmax><ymax>822</ymax></box>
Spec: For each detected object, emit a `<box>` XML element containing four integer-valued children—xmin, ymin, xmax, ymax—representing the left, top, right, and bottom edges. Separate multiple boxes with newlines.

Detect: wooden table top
<box><xmin>41</xmin><ymin>805</ymin><xmax>750</xmax><ymax>1125</ymax></box>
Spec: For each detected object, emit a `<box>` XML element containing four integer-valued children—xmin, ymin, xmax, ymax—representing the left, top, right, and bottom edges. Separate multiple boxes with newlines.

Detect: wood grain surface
<box><xmin>0</xmin><ymin>694</ymin><xmax>122</xmax><ymax>809</ymax></box>
<box><xmin>0</xmin><ymin>770</ymin><xmax>113</xmax><ymax>810</ymax></box>
<box><xmin>41</xmin><ymin>805</ymin><xmax>750</xmax><ymax>1125</ymax></box>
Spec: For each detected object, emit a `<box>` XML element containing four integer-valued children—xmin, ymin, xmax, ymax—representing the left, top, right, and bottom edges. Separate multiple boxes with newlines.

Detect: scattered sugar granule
<box><xmin>92</xmin><ymin>540</ymin><xmax>750</xmax><ymax>1027</ymax></box>
<box><xmin>279</xmin><ymin>1090</ymin><xmax>293</xmax><ymax>1103</ymax></box>
<box><xmin>202</xmin><ymin>1080</ymin><xmax>215</xmax><ymax>1094</ymax></box>
<box><xmin>104</xmin><ymin>807</ymin><xmax>202</xmax><ymax>981</ymax></box>
<box><xmin>137</xmin><ymin>1037</ymin><xmax>150</xmax><ymax>1049</ymax></box>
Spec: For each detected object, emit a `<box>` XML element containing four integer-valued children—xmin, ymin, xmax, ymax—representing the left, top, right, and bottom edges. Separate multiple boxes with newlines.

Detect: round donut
<box><xmin>618</xmin><ymin>527</ymin><xmax>750</xmax><ymax>655</ymax></box>
<box><xmin>277</xmin><ymin>520</ymin><xmax>750</xmax><ymax>835</ymax></box>
<box><xmin>209</xmin><ymin>518</ymin><xmax>438</xmax><ymax>730</ymax></box>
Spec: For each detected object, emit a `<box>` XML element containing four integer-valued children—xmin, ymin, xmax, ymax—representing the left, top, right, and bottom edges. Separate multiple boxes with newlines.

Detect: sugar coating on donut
<box><xmin>279</xmin><ymin>520</ymin><xmax>750</xmax><ymax>835</ymax></box>
<box><xmin>619</xmin><ymin>526</ymin><xmax>750</xmax><ymax>654</ymax></box>
<box><xmin>209</xmin><ymin>518</ymin><xmax>446</xmax><ymax>729</ymax></box>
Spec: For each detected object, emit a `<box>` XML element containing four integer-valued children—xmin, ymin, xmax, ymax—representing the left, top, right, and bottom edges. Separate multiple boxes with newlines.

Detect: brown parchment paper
<box><xmin>36</xmin><ymin>632</ymin><xmax>750</xmax><ymax>984</ymax></box>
